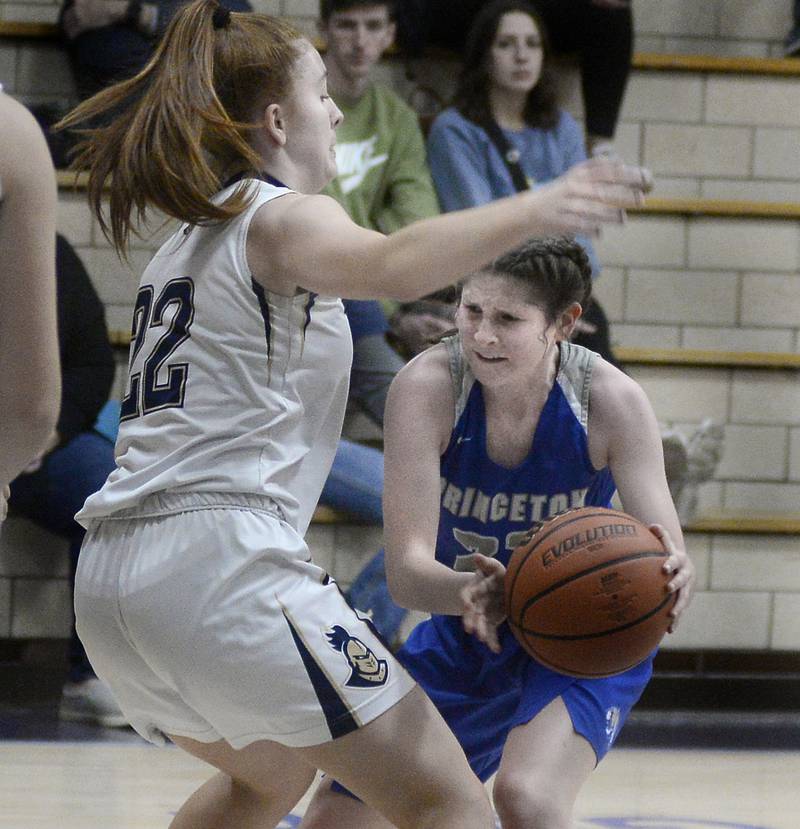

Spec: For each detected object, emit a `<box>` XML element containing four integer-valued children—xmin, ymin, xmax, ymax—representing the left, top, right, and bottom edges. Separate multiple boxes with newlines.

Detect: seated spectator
<box><xmin>319</xmin><ymin>0</ymin><xmax>439</xmax><ymax>232</ymax></box>
<box><xmin>316</xmin><ymin>0</ymin><xmax>451</xmax><ymax>526</ymax></box>
<box><xmin>59</xmin><ymin>0</ymin><xmax>252</xmax><ymax>102</ymax></box>
<box><xmin>8</xmin><ymin>235</ymin><xmax>123</xmax><ymax>727</ymax></box>
<box><xmin>396</xmin><ymin>0</ymin><xmax>633</xmax><ymax>157</ymax></box>
<box><xmin>426</xmin><ymin>0</ymin><xmax>614</xmax><ymax>362</ymax></box>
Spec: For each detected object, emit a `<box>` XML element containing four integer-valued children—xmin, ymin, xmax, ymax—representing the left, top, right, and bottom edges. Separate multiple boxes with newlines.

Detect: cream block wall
<box><xmin>790</xmin><ymin>429</ymin><xmax>800</xmax><ymax>479</ymax></box>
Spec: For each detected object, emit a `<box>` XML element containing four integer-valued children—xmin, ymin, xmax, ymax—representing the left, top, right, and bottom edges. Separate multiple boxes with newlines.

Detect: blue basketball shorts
<box><xmin>397</xmin><ymin>619</ymin><xmax>654</xmax><ymax>782</ymax></box>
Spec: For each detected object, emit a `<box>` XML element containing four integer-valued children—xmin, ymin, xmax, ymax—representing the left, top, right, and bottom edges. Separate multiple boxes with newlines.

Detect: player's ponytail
<box><xmin>56</xmin><ymin>0</ymin><xmax>300</xmax><ymax>255</ymax></box>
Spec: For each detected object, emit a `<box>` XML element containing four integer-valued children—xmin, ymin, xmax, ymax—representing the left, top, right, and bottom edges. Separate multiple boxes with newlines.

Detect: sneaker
<box><xmin>59</xmin><ymin>677</ymin><xmax>129</xmax><ymax>728</ymax></box>
<box><xmin>589</xmin><ymin>140</ymin><xmax>620</xmax><ymax>160</ymax></box>
<box><xmin>685</xmin><ymin>418</ymin><xmax>725</xmax><ymax>482</ymax></box>
<box><xmin>675</xmin><ymin>419</ymin><xmax>725</xmax><ymax>525</ymax></box>
<box><xmin>661</xmin><ymin>429</ymin><xmax>689</xmax><ymax>504</ymax></box>
<box><xmin>784</xmin><ymin>27</ymin><xmax>800</xmax><ymax>57</ymax></box>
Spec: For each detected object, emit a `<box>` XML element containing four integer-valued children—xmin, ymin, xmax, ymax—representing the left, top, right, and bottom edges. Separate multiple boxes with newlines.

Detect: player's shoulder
<box><xmin>590</xmin><ymin>354</ymin><xmax>651</xmax><ymax>418</ymax></box>
<box><xmin>389</xmin><ymin>343</ymin><xmax>456</xmax><ymax>441</ymax></box>
<box><xmin>251</xmin><ymin>191</ymin><xmax>347</xmax><ymax>233</ymax></box>
<box><xmin>0</xmin><ymin>95</ymin><xmax>48</xmax><ymax>164</ymax></box>
<box><xmin>392</xmin><ymin>342</ymin><xmax>452</xmax><ymax>401</ymax></box>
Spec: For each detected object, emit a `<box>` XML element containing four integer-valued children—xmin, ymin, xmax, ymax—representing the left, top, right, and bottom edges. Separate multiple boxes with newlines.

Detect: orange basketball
<box><xmin>504</xmin><ymin>507</ymin><xmax>676</xmax><ymax>678</ymax></box>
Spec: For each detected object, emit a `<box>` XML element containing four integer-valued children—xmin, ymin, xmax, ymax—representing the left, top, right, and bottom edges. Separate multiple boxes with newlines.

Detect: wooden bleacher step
<box><xmin>632</xmin><ymin>51</ymin><xmax>800</xmax><ymax>77</ymax></box>
<box><xmin>110</xmin><ymin>326</ymin><xmax>800</xmax><ymax>373</ymax></box>
<box><xmin>58</xmin><ymin>171</ymin><xmax>800</xmax><ymax>222</ymax></box>
<box><xmin>0</xmin><ymin>21</ymin><xmax>58</xmax><ymax>38</ymax></box>
<box><xmin>616</xmin><ymin>347</ymin><xmax>800</xmax><ymax>370</ymax></box>
<box><xmin>630</xmin><ymin>198</ymin><xmax>800</xmax><ymax>221</ymax></box>
<box><xmin>684</xmin><ymin>513</ymin><xmax>800</xmax><ymax>535</ymax></box>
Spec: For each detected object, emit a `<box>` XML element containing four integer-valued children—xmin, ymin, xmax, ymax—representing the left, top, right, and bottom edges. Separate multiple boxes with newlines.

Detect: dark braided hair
<box><xmin>476</xmin><ymin>237</ymin><xmax>593</xmax><ymax>323</ymax></box>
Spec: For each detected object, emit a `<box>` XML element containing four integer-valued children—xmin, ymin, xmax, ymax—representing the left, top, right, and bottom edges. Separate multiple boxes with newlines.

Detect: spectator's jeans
<box><xmin>319</xmin><ymin>439</ymin><xmax>408</xmax><ymax>640</ymax></box>
<box><xmin>346</xmin><ymin>548</ymin><xmax>408</xmax><ymax>643</ymax></box>
<box><xmin>9</xmin><ymin>430</ymin><xmax>116</xmax><ymax>682</ymax></box>
<box><xmin>319</xmin><ymin>439</ymin><xmax>385</xmax><ymax>525</ymax></box>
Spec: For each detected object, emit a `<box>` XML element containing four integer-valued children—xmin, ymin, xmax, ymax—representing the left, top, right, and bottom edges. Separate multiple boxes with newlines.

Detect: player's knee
<box><xmin>493</xmin><ymin>772</ymin><xmax>571</xmax><ymax>829</ymax></box>
<box><xmin>422</xmin><ymin>786</ymin><xmax>495</xmax><ymax>829</ymax></box>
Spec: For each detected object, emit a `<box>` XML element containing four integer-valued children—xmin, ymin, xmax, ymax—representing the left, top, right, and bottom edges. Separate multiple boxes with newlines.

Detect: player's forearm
<box><xmin>386</xmin><ymin>548</ymin><xmax>475</xmax><ymax>616</ymax></box>
<box><xmin>373</xmin><ymin>190</ymin><xmax>555</xmax><ymax>301</ymax></box>
<box><xmin>0</xmin><ymin>394</ymin><xmax>60</xmax><ymax>486</ymax></box>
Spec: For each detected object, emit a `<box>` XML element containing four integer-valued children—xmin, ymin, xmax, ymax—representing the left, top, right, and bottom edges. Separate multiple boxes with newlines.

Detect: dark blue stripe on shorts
<box><xmin>283</xmin><ymin>610</ymin><xmax>358</xmax><ymax>740</ymax></box>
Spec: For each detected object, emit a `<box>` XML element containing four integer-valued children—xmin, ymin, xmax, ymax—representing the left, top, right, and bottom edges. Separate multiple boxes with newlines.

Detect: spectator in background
<box><xmin>8</xmin><ymin>235</ymin><xmax>124</xmax><ymax>727</ymax></box>
<box><xmin>317</xmin><ymin>0</ymin><xmax>452</xmax><ymax>525</ymax></box>
<box><xmin>426</xmin><ymin>0</ymin><xmax>616</xmax><ymax>362</ymax></box>
<box><xmin>59</xmin><ymin>0</ymin><xmax>252</xmax><ymax>101</ymax></box>
<box><xmin>396</xmin><ymin>0</ymin><xmax>633</xmax><ymax>158</ymax></box>
<box><xmin>0</xmin><ymin>91</ymin><xmax>61</xmax><ymax>526</ymax></box>
<box><xmin>319</xmin><ymin>0</ymin><xmax>440</xmax><ymax>233</ymax></box>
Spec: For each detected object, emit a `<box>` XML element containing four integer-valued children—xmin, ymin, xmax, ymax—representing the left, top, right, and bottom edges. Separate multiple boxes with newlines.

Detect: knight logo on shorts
<box><xmin>326</xmin><ymin>625</ymin><xmax>388</xmax><ymax>688</ymax></box>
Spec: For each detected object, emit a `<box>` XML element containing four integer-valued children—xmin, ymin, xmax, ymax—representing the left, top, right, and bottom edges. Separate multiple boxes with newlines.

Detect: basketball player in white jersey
<box><xmin>57</xmin><ymin>1</ymin><xmax>653</xmax><ymax>826</ymax></box>
<box><xmin>0</xmin><ymin>91</ymin><xmax>60</xmax><ymax>523</ymax></box>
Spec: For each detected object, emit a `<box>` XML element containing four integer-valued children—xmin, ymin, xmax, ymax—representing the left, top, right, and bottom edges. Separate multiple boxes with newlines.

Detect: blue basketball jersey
<box><xmin>436</xmin><ymin>337</ymin><xmax>615</xmax><ymax>575</ymax></box>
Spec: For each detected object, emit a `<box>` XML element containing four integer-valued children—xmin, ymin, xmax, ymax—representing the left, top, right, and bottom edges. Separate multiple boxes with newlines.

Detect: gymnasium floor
<box><xmin>1</xmin><ymin>701</ymin><xmax>798</xmax><ymax>829</ymax></box>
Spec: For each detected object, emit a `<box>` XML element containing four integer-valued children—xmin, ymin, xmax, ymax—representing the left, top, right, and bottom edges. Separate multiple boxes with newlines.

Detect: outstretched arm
<box><xmin>249</xmin><ymin>157</ymin><xmax>652</xmax><ymax>300</ymax></box>
<box><xmin>0</xmin><ymin>94</ymin><xmax>61</xmax><ymax>497</ymax></box>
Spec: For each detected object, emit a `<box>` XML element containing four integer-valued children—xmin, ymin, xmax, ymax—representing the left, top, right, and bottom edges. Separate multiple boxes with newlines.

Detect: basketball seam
<box><xmin>518</xmin><ymin>549</ymin><xmax>667</xmax><ymax>610</ymax></box>
<box><xmin>511</xmin><ymin>589</ymin><xmax>677</xmax><ymax>641</ymax></box>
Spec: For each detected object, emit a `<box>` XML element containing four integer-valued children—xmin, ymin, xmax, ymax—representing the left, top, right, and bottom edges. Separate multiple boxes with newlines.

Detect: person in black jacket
<box><xmin>59</xmin><ymin>0</ymin><xmax>253</xmax><ymax>101</ymax></box>
<box><xmin>8</xmin><ymin>234</ymin><xmax>125</xmax><ymax>727</ymax></box>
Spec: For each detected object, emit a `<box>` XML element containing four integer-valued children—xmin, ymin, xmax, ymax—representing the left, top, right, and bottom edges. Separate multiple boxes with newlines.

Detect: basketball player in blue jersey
<box><xmin>300</xmin><ymin>237</ymin><xmax>695</xmax><ymax>829</ymax></box>
<box><xmin>56</xmin><ymin>0</ymin><xmax>654</xmax><ymax>825</ymax></box>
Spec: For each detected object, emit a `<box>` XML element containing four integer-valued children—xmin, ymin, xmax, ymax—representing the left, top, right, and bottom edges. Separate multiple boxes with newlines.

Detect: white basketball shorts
<box><xmin>74</xmin><ymin>492</ymin><xmax>415</xmax><ymax>749</ymax></box>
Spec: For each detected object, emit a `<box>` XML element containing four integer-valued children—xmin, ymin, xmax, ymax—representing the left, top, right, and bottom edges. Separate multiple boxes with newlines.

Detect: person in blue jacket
<box><xmin>300</xmin><ymin>236</ymin><xmax>695</xmax><ymax>829</ymax></box>
<box><xmin>426</xmin><ymin>0</ymin><xmax>619</xmax><ymax>363</ymax></box>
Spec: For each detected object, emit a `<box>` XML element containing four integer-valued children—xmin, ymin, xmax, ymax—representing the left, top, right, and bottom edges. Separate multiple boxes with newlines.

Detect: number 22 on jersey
<box><xmin>120</xmin><ymin>278</ymin><xmax>195</xmax><ymax>421</ymax></box>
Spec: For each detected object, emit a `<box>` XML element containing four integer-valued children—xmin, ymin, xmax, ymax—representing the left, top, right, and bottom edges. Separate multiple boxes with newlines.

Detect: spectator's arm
<box><xmin>375</xmin><ymin>106</ymin><xmax>440</xmax><ymax>234</ymax></box>
<box><xmin>560</xmin><ymin>110</ymin><xmax>589</xmax><ymax>169</ymax></box>
<box><xmin>426</xmin><ymin>114</ymin><xmax>495</xmax><ymax>211</ymax></box>
<box><xmin>61</xmin><ymin>0</ymin><xmax>159</xmax><ymax>40</ymax></box>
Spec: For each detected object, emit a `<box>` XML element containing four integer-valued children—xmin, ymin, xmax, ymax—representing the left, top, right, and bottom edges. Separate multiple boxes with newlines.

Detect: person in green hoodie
<box><xmin>319</xmin><ymin>0</ymin><xmax>439</xmax><ymax>231</ymax></box>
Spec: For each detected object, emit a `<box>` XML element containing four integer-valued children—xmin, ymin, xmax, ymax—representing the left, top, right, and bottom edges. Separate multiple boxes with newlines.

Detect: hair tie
<box><xmin>212</xmin><ymin>5</ymin><xmax>231</xmax><ymax>29</ymax></box>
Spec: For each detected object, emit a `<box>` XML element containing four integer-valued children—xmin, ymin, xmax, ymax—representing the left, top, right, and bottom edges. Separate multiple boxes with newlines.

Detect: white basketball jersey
<box><xmin>78</xmin><ymin>179</ymin><xmax>352</xmax><ymax>536</ymax></box>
